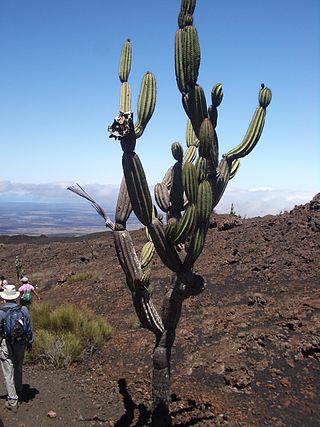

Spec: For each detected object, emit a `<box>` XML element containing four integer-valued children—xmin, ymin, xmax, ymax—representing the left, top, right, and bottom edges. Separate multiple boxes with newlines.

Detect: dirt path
<box><xmin>0</xmin><ymin>365</ymin><xmax>117</xmax><ymax>427</ymax></box>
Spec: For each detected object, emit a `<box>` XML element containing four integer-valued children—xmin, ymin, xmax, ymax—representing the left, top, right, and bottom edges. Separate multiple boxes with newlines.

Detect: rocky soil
<box><xmin>0</xmin><ymin>194</ymin><xmax>319</xmax><ymax>426</ymax></box>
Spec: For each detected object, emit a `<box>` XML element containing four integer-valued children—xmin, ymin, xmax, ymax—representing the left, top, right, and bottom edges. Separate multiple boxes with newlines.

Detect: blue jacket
<box><xmin>0</xmin><ymin>301</ymin><xmax>34</xmax><ymax>344</ymax></box>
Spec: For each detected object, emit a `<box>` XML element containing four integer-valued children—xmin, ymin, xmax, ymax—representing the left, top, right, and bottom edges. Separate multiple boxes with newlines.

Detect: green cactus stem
<box><xmin>224</xmin><ymin>85</ymin><xmax>271</xmax><ymax>162</ymax></box>
<box><xmin>120</xmin><ymin>82</ymin><xmax>131</xmax><ymax>113</ymax></box>
<box><xmin>118</xmin><ymin>39</ymin><xmax>131</xmax><ymax>83</ymax></box>
<box><xmin>115</xmin><ymin>176</ymin><xmax>132</xmax><ymax>230</ymax></box>
<box><xmin>135</xmin><ymin>72</ymin><xmax>156</xmax><ymax>138</ymax></box>
<box><xmin>122</xmin><ymin>151</ymin><xmax>153</xmax><ymax>226</ymax></box>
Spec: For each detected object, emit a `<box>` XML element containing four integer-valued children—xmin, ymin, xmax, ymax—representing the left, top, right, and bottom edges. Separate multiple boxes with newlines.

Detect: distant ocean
<box><xmin>0</xmin><ymin>201</ymin><xmax>140</xmax><ymax>236</ymax></box>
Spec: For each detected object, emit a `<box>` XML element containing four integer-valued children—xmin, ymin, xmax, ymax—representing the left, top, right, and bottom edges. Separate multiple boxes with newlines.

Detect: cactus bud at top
<box><xmin>211</xmin><ymin>83</ymin><xmax>223</xmax><ymax>107</ymax></box>
<box><xmin>119</xmin><ymin>39</ymin><xmax>131</xmax><ymax>83</ymax></box>
<box><xmin>198</xmin><ymin>118</ymin><xmax>214</xmax><ymax>158</ymax></box>
<box><xmin>178</xmin><ymin>0</ymin><xmax>196</xmax><ymax>28</ymax></box>
<box><xmin>171</xmin><ymin>142</ymin><xmax>184</xmax><ymax>162</ymax></box>
<box><xmin>259</xmin><ymin>84</ymin><xmax>272</xmax><ymax>108</ymax></box>
<box><xmin>135</xmin><ymin>72</ymin><xmax>156</xmax><ymax>138</ymax></box>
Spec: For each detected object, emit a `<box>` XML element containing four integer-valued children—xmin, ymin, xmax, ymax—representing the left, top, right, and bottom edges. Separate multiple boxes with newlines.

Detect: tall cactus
<box><xmin>69</xmin><ymin>1</ymin><xmax>271</xmax><ymax>425</ymax></box>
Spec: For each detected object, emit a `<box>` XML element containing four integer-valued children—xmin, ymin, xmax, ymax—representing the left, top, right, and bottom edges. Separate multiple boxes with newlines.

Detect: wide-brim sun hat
<box><xmin>0</xmin><ymin>285</ymin><xmax>20</xmax><ymax>300</ymax></box>
<box><xmin>20</xmin><ymin>277</ymin><xmax>29</xmax><ymax>283</ymax></box>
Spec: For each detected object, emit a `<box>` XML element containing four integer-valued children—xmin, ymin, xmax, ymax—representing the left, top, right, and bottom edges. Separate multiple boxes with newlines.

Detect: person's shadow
<box><xmin>19</xmin><ymin>383</ymin><xmax>39</xmax><ymax>403</ymax></box>
<box><xmin>1</xmin><ymin>383</ymin><xmax>39</xmax><ymax>404</ymax></box>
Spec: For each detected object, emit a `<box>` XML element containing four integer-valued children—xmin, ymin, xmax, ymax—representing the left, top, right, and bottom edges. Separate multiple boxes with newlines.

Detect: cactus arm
<box><xmin>229</xmin><ymin>159</ymin><xmax>240</xmax><ymax>180</ymax></box>
<box><xmin>183</xmin><ymin>119</ymin><xmax>199</xmax><ymax>164</ymax></box>
<box><xmin>119</xmin><ymin>40</ymin><xmax>132</xmax><ymax>113</ymax></box>
<box><xmin>120</xmin><ymin>82</ymin><xmax>131</xmax><ymax>113</ymax></box>
<box><xmin>135</xmin><ymin>72</ymin><xmax>156</xmax><ymax>138</ymax></box>
<box><xmin>161</xmin><ymin>166</ymin><xmax>173</xmax><ymax>190</ymax></box>
<box><xmin>211</xmin><ymin>157</ymin><xmax>232</xmax><ymax>208</ymax></box>
<box><xmin>122</xmin><ymin>151</ymin><xmax>153</xmax><ymax>226</ymax></box>
<box><xmin>119</xmin><ymin>39</ymin><xmax>131</xmax><ymax>84</ymax></box>
<box><xmin>148</xmin><ymin>218</ymin><xmax>183</xmax><ymax>272</ymax></box>
<box><xmin>133</xmin><ymin>288</ymin><xmax>164</xmax><ymax>336</ymax></box>
<box><xmin>169</xmin><ymin>161</ymin><xmax>184</xmax><ymax>215</ymax></box>
<box><xmin>186</xmin><ymin>118</ymin><xmax>199</xmax><ymax>147</ymax></box>
<box><xmin>154</xmin><ymin>183</ymin><xmax>170</xmax><ymax>213</ymax></box>
<box><xmin>224</xmin><ymin>85</ymin><xmax>272</xmax><ymax>162</ymax></box>
<box><xmin>113</xmin><ymin>230</ymin><xmax>142</xmax><ymax>291</ymax></box>
<box><xmin>140</xmin><ymin>241</ymin><xmax>155</xmax><ymax>269</ymax></box>
<box><xmin>114</xmin><ymin>176</ymin><xmax>132</xmax><ymax>230</ymax></box>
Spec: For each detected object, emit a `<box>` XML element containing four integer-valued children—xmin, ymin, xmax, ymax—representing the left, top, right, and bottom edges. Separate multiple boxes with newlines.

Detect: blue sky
<box><xmin>1</xmin><ymin>0</ymin><xmax>319</xmax><ymax>216</ymax></box>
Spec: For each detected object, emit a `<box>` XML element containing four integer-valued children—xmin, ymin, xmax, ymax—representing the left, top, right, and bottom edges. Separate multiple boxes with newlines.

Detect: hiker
<box><xmin>0</xmin><ymin>276</ymin><xmax>8</xmax><ymax>292</ymax></box>
<box><xmin>18</xmin><ymin>277</ymin><xmax>40</xmax><ymax>306</ymax></box>
<box><xmin>0</xmin><ymin>285</ymin><xmax>33</xmax><ymax>411</ymax></box>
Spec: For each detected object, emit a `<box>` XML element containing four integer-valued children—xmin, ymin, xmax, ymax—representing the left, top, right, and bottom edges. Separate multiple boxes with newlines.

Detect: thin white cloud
<box><xmin>0</xmin><ymin>180</ymin><xmax>120</xmax><ymax>204</ymax></box>
<box><xmin>0</xmin><ymin>180</ymin><xmax>317</xmax><ymax>218</ymax></box>
<box><xmin>216</xmin><ymin>187</ymin><xmax>316</xmax><ymax>217</ymax></box>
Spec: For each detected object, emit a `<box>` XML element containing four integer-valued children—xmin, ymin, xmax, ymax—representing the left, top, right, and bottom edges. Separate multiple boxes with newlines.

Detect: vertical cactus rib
<box><xmin>120</xmin><ymin>82</ymin><xmax>131</xmax><ymax>113</ymax></box>
<box><xmin>183</xmin><ymin>145</ymin><xmax>197</xmax><ymax>164</ymax></box>
<box><xmin>154</xmin><ymin>182</ymin><xmax>170</xmax><ymax>213</ymax></box>
<box><xmin>183</xmin><ymin>84</ymin><xmax>208</xmax><ymax>137</ymax></box>
<box><xmin>171</xmin><ymin>142</ymin><xmax>184</xmax><ymax>162</ymax></box>
<box><xmin>195</xmin><ymin>156</ymin><xmax>207</xmax><ymax>183</ymax></box>
<box><xmin>211</xmin><ymin>83</ymin><xmax>223</xmax><ymax>107</ymax></box>
<box><xmin>135</xmin><ymin>72</ymin><xmax>156</xmax><ymax>138</ymax></box>
<box><xmin>140</xmin><ymin>241</ymin><xmax>155</xmax><ymax>269</ymax></box>
<box><xmin>122</xmin><ymin>152</ymin><xmax>153</xmax><ymax>226</ymax></box>
<box><xmin>178</xmin><ymin>0</ymin><xmax>196</xmax><ymax>28</ymax></box>
<box><xmin>182</xmin><ymin>162</ymin><xmax>198</xmax><ymax>203</ymax></box>
<box><xmin>115</xmin><ymin>176</ymin><xmax>132</xmax><ymax>228</ymax></box>
<box><xmin>165</xmin><ymin>217</ymin><xmax>178</xmax><ymax>240</ymax></box>
<box><xmin>114</xmin><ymin>230</ymin><xmax>142</xmax><ymax>291</ymax></box>
<box><xmin>148</xmin><ymin>218</ymin><xmax>182</xmax><ymax>272</ymax></box>
<box><xmin>133</xmin><ymin>288</ymin><xmax>164</xmax><ymax>335</ymax></box>
<box><xmin>183</xmin><ymin>222</ymin><xmax>208</xmax><ymax>270</ymax></box>
<box><xmin>229</xmin><ymin>159</ymin><xmax>240</xmax><ymax>180</ymax></box>
<box><xmin>196</xmin><ymin>180</ymin><xmax>213</xmax><ymax>223</ymax></box>
<box><xmin>170</xmin><ymin>162</ymin><xmax>184</xmax><ymax>214</ymax></box>
<box><xmin>185</xmin><ymin>25</ymin><xmax>200</xmax><ymax>89</ymax></box>
<box><xmin>175</xmin><ymin>22</ymin><xmax>200</xmax><ymax>94</ymax></box>
<box><xmin>170</xmin><ymin>204</ymin><xmax>196</xmax><ymax>245</ymax></box>
<box><xmin>212</xmin><ymin>157</ymin><xmax>232</xmax><ymax>208</ymax></box>
<box><xmin>186</xmin><ymin>119</ymin><xmax>199</xmax><ymax>147</ymax></box>
<box><xmin>161</xmin><ymin>166</ymin><xmax>173</xmax><ymax>190</ymax></box>
<box><xmin>198</xmin><ymin>118</ymin><xmax>214</xmax><ymax>159</ymax></box>
<box><xmin>118</xmin><ymin>39</ymin><xmax>132</xmax><ymax>83</ymax></box>
<box><xmin>175</xmin><ymin>29</ymin><xmax>187</xmax><ymax>94</ymax></box>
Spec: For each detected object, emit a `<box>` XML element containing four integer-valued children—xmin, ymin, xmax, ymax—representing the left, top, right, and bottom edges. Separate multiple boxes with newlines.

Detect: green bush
<box><xmin>30</xmin><ymin>303</ymin><xmax>52</xmax><ymax>330</ymax></box>
<box><xmin>26</xmin><ymin>303</ymin><xmax>112</xmax><ymax>367</ymax></box>
<box><xmin>66</xmin><ymin>272</ymin><xmax>96</xmax><ymax>284</ymax></box>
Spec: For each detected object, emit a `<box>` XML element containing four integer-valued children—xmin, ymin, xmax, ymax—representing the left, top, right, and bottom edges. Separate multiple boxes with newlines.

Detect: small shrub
<box><xmin>66</xmin><ymin>272</ymin><xmax>96</xmax><ymax>284</ymax></box>
<box><xmin>50</xmin><ymin>304</ymin><xmax>83</xmax><ymax>333</ymax></box>
<box><xmin>29</xmin><ymin>302</ymin><xmax>52</xmax><ymax>330</ymax></box>
<box><xmin>27</xmin><ymin>302</ymin><xmax>112</xmax><ymax>367</ymax></box>
<box><xmin>83</xmin><ymin>317</ymin><xmax>113</xmax><ymax>349</ymax></box>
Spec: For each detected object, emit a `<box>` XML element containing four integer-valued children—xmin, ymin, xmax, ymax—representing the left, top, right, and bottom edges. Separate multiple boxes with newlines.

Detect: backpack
<box><xmin>24</xmin><ymin>289</ymin><xmax>32</xmax><ymax>303</ymax></box>
<box><xmin>0</xmin><ymin>306</ymin><xmax>28</xmax><ymax>344</ymax></box>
